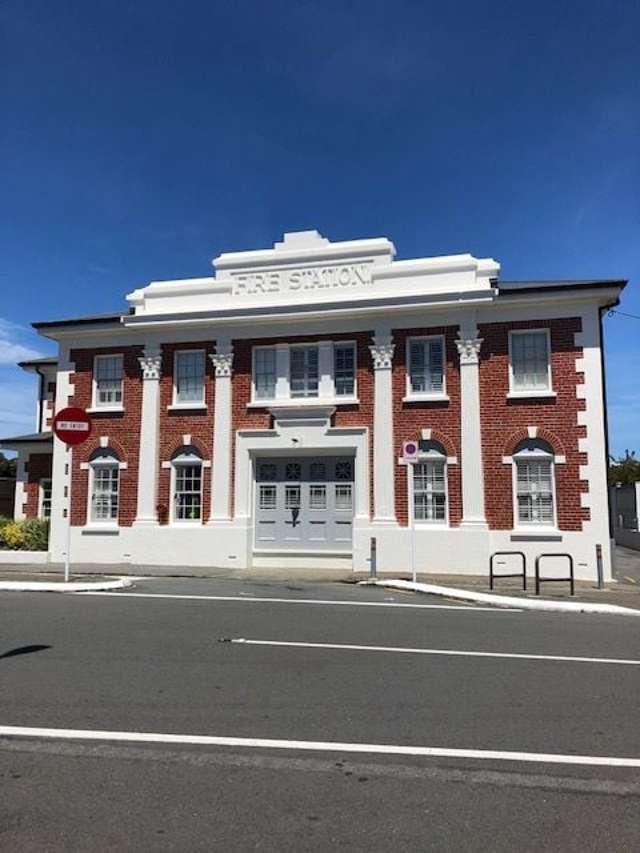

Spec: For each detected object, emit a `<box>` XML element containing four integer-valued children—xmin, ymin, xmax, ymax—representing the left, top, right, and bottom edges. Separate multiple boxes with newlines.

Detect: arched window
<box><xmin>171</xmin><ymin>447</ymin><xmax>203</xmax><ymax>523</ymax></box>
<box><xmin>413</xmin><ymin>440</ymin><xmax>447</xmax><ymax>523</ymax></box>
<box><xmin>513</xmin><ymin>439</ymin><xmax>555</xmax><ymax>526</ymax></box>
<box><xmin>89</xmin><ymin>448</ymin><xmax>120</xmax><ymax>523</ymax></box>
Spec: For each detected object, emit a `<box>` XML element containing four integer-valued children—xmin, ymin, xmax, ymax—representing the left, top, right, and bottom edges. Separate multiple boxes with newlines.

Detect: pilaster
<box><xmin>208</xmin><ymin>342</ymin><xmax>234</xmax><ymax>523</ymax></box>
<box><xmin>456</xmin><ymin>327</ymin><xmax>487</xmax><ymax>528</ymax></box>
<box><xmin>133</xmin><ymin>345</ymin><xmax>162</xmax><ymax>526</ymax></box>
<box><xmin>369</xmin><ymin>334</ymin><xmax>396</xmax><ymax>523</ymax></box>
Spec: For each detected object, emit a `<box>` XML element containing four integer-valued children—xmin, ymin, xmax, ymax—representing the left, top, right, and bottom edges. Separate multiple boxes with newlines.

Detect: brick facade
<box><xmin>392</xmin><ymin>326</ymin><xmax>462</xmax><ymax>527</ymax></box>
<box><xmin>478</xmin><ymin>317</ymin><xmax>588</xmax><ymax>531</ymax></box>
<box><xmin>68</xmin><ymin>345</ymin><xmax>143</xmax><ymax>526</ymax></box>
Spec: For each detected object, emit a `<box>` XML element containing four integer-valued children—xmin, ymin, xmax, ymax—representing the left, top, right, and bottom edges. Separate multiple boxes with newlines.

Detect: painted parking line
<box><xmin>229</xmin><ymin>638</ymin><xmax>640</xmax><ymax>667</ymax></box>
<box><xmin>75</xmin><ymin>591</ymin><xmax>521</xmax><ymax>612</ymax></box>
<box><xmin>0</xmin><ymin>725</ymin><xmax>639</xmax><ymax>768</ymax></box>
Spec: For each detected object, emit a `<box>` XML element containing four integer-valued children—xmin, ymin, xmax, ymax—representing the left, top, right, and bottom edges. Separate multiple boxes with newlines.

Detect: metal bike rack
<box><xmin>535</xmin><ymin>553</ymin><xmax>574</xmax><ymax>596</ymax></box>
<box><xmin>489</xmin><ymin>551</ymin><xmax>527</xmax><ymax>591</ymax></box>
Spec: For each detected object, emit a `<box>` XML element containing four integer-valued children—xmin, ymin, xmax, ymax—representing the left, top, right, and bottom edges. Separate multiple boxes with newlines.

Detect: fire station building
<box><xmin>1</xmin><ymin>230</ymin><xmax>626</xmax><ymax>579</ymax></box>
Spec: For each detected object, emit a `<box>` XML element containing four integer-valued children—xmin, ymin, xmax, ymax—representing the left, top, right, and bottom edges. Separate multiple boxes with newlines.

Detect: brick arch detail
<box><xmin>504</xmin><ymin>428</ymin><xmax>566</xmax><ymax>457</ymax></box>
<box><xmin>166</xmin><ymin>435</ymin><xmax>209</xmax><ymax>460</ymax></box>
<box><xmin>414</xmin><ymin>429</ymin><xmax>457</xmax><ymax>458</ymax></box>
<box><xmin>83</xmin><ymin>436</ymin><xmax>128</xmax><ymax>463</ymax></box>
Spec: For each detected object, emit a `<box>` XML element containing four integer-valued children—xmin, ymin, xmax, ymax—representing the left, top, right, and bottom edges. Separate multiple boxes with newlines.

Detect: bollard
<box><xmin>369</xmin><ymin>537</ymin><xmax>377</xmax><ymax>579</ymax></box>
<box><xmin>596</xmin><ymin>544</ymin><xmax>604</xmax><ymax>590</ymax></box>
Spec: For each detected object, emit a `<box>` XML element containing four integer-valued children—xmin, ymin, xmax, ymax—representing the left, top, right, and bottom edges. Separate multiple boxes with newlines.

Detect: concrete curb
<box><xmin>361</xmin><ymin>579</ymin><xmax>640</xmax><ymax>616</ymax></box>
<box><xmin>0</xmin><ymin>577</ymin><xmax>135</xmax><ymax>593</ymax></box>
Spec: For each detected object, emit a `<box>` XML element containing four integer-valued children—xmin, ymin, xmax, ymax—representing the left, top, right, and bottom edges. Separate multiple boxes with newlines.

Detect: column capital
<box><xmin>369</xmin><ymin>337</ymin><xmax>395</xmax><ymax>370</ymax></box>
<box><xmin>138</xmin><ymin>347</ymin><xmax>162</xmax><ymax>380</ymax></box>
<box><xmin>210</xmin><ymin>348</ymin><xmax>234</xmax><ymax>378</ymax></box>
<box><xmin>456</xmin><ymin>335</ymin><xmax>483</xmax><ymax>366</ymax></box>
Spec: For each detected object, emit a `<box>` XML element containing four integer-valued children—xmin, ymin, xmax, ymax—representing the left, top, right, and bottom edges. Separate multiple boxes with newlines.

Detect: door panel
<box><xmin>254</xmin><ymin>456</ymin><xmax>355</xmax><ymax>552</ymax></box>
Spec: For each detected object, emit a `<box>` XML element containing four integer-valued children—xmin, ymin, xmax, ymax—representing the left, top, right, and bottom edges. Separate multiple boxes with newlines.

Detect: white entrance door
<box><xmin>254</xmin><ymin>456</ymin><xmax>355</xmax><ymax>552</ymax></box>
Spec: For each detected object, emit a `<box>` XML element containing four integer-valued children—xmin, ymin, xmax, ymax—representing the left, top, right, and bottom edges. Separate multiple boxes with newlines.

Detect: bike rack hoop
<box><xmin>534</xmin><ymin>553</ymin><xmax>574</xmax><ymax>596</ymax></box>
<box><xmin>489</xmin><ymin>551</ymin><xmax>527</xmax><ymax>591</ymax></box>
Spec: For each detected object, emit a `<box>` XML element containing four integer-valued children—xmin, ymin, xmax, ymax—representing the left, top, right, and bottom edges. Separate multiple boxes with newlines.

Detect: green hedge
<box><xmin>0</xmin><ymin>517</ymin><xmax>49</xmax><ymax>551</ymax></box>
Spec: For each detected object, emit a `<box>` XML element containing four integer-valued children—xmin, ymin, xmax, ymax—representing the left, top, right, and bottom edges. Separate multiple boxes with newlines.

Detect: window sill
<box><xmin>247</xmin><ymin>397</ymin><xmax>359</xmax><ymax>409</ymax></box>
<box><xmin>86</xmin><ymin>406</ymin><xmax>125</xmax><ymax>414</ymax></box>
<box><xmin>81</xmin><ymin>525</ymin><xmax>119</xmax><ymax>535</ymax></box>
<box><xmin>167</xmin><ymin>403</ymin><xmax>207</xmax><ymax>412</ymax></box>
<box><xmin>511</xmin><ymin>528</ymin><xmax>562</xmax><ymax>540</ymax></box>
<box><xmin>402</xmin><ymin>394</ymin><xmax>450</xmax><ymax>404</ymax></box>
<box><xmin>507</xmin><ymin>391</ymin><xmax>557</xmax><ymax>400</ymax></box>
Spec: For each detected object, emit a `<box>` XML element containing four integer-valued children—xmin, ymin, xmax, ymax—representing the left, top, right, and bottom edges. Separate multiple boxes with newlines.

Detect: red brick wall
<box><xmin>24</xmin><ymin>453</ymin><xmax>53</xmax><ymax>518</ymax></box>
<box><xmin>479</xmin><ymin>317</ymin><xmax>588</xmax><ymax>531</ymax></box>
<box><xmin>69</xmin><ymin>346</ymin><xmax>143</xmax><ymax>526</ymax></box>
<box><xmin>157</xmin><ymin>342</ymin><xmax>215</xmax><ymax>524</ymax></box>
<box><xmin>231</xmin><ymin>331</ymin><xmax>375</xmax><ymax>517</ymax></box>
<box><xmin>392</xmin><ymin>326</ymin><xmax>462</xmax><ymax>527</ymax></box>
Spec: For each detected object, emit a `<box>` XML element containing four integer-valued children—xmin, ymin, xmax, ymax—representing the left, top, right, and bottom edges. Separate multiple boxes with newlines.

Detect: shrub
<box><xmin>1</xmin><ymin>521</ymin><xmax>26</xmax><ymax>550</ymax></box>
<box><xmin>0</xmin><ymin>516</ymin><xmax>12</xmax><ymax>535</ymax></box>
<box><xmin>21</xmin><ymin>518</ymin><xmax>50</xmax><ymax>551</ymax></box>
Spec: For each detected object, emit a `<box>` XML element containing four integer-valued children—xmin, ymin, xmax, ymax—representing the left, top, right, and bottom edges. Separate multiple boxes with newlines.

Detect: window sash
<box><xmin>91</xmin><ymin>465</ymin><xmax>119</xmax><ymax>522</ymax></box>
<box><xmin>175</xmin><ymin>351</ymin><xmax>205</xmax><ymax>404</ymax></box>
<box><xmin>290</xmin><ymin>346</ymin><xmax>319</xmax><ymax>398</ymax></box>
<box><xmin>413</xmin><ymin>460</ymin><xmax>446</xmax><ymax>522</ymax></box>
<box><xmin>334</xmin><ymin>344</ymin><xmax>356</xmax><ymax>397</ymax></box>
<box><xmin>173</xmin><ymin>463</ymin><xmax>202</xmax><ymax>521</ymax></box>
<box><xmin>254</xmin><ymin>348</ymin><xmax>277</xmax><ymax>400</ymax></box>
<box><xmin>95</xmin><ymin>356</ymin><xmax>123</xmax><ymax>406</ymax></box>
<box><xmin>409</xmin><ymin>339</ymin><xmax>444</xmax><ymax>394</ymax></box>
<box><xmin>511</xmin><ymin>332</ymin><xmax>550</xmax><ymax>390</ymax></box>
<box><xmin>516</xmin><ymin>459</ymin><xmax>554</xmax><ymax>524</ymax></box>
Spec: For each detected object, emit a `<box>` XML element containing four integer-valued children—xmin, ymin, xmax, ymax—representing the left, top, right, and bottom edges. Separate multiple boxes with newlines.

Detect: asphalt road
<box><xmin>1</xmin><ymin>577</ymin><xmax>639</xmax><ymax>852</ymax></box>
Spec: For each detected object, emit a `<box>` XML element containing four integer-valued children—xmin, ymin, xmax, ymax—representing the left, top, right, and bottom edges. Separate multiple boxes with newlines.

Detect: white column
<box><xmin>456</xmin><ymin>328</ymin><xmax>487</xmax><ymax>527</ymax></box>
<box><xmin>208</xmin><ymin>343</ymin><xmax>234</xmax><ymax>522</ymax></box>
<box><xmin>133</xmin><ymin>345</ymin><xmax>162</xmax><ymax>526</ymax></box>
<box><xmin>369</xmin><ymin>334</ymin><xmax>396</xmax><ymax>523</ymax></box>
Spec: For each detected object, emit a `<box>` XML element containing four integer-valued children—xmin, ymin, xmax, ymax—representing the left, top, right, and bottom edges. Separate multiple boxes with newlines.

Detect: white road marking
<box><xmin>230</xmin><ymin>638</ymin><xmax>640</xmax><ymax>667</ymax></box>
<box><xmin>0</xmin><ymin>725</ymin><xmax>639</xmax><ymax>768</ymax></box>
<box><xmin>75</xmin><ymin>591</ymin><xmax>521</xmax><ymax>612</ymax></box>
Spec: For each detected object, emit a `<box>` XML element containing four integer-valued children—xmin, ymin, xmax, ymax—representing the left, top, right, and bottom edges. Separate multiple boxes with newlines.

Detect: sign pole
<box><xmin>65</xmin><ymin>444</ymin><xmax>72</xmax><ymax>583</ymax></box>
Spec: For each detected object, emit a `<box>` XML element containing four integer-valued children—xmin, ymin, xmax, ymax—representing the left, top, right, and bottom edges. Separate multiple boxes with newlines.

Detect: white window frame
<box><xmin>170</xmin><ymin>453</ymin><xmax>204</xmax><ymax>524</ymax></box>
<box><xmin>171</xmin><ymin>349</ymin><xmax>206</xmax><ymax>408</ymax></box>
<box><xmin>249</xmin><ymin>341</ymin><xmax>358</xmax><ymax>405</ymax></box>
<box><xmin>511</xmin><ymin>442</ymin><xmax>557</xmax><ymax>529</ymax></box>
<box><xmin>404</xmin><ymin>335</ymin><xmax>448</xmax><ymax>402</ymax></box>
<box><xmin>38</xmin><ymin>478</ymin><xmax>52</xmax><ymax>520</ymax></box>
<box><xmin>91</xmin><ymin>354</ymin><xmax>124</xmax><ymax>411</ymax></box>
<box><xmin>410</xmin><ymin>449</ymin><xmax>449</xmax><ymax>527</ymax></box>
<box><xmin>88</xmin><ymin>455</ymin><xmax>120</xmax><ymax>525</ymax></box>
<box><xmin>508</xmin><ymin>329</ymin><xmax>555</xmax><ymax>398</ymax></box>
<box><xmin>252</xmin><ymin>345</ymin><xmax>278</xmax><ymax>402</ymax></box>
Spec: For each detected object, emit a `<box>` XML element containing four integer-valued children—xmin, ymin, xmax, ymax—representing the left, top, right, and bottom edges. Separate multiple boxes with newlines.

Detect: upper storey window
<box><xmin>509</xmin><ymin>330</ymin><xmax>552</xmax><ymax>394</ymax></box>
<box><xmin>251</xmin><ymin>342</ymin><xmax>357</xmax><ymax>404</ymax></box>
<box><xmin>174</xmin><ymin>350</ymin><xmax>206</xmax><ymax>406</ymax></box>
<box><xmin>93</xmin><ymin>355</ymin><xmax>123</xmax><ymax>409</ymax></box>
<box><xmin>290</xmin><ymin>346</ymin><xmax>319</xmax><ymax>398</ymax></box>
<box><xmin>406</xmin><ymin>337</ymin><xmax>445</xmax><ymax>397</ymax></box>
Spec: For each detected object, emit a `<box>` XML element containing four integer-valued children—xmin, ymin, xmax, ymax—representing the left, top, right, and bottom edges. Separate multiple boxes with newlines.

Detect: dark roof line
<box><xmin>32</xmin><ymin>310</ymin><xmax>131</xmax><ymax>330</ymax></box>
<box><xmin>17</xmin><ymin>356</ymin><xmax>58</xmax><ymax>368</ymax></box>
<box><xmin>0</xmin><ymin>431</ymin><xmax>53</xmax><ymax>445</ymax></box>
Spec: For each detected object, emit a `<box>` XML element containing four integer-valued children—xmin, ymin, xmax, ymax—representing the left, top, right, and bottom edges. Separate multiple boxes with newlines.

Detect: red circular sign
<box><xmin>52</xmin><ymin>407</ymin><xmax>92</xmax><ymax>446</ymax></box>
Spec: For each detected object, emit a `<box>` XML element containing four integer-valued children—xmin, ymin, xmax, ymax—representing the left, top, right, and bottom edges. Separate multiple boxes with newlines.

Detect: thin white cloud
<box><xmin>0</xmin><ymin>317</ymin><xmax>44</xmax><ymax>365</ymax></box>
<box><xmin>0</xmin><ymin>380</ymin><xmax>38</xmax><ymax>438</ymax></box>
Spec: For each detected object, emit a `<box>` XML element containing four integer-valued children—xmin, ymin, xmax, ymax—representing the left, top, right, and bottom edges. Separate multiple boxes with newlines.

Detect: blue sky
<box><xmin>1</xmin><ymin>0</ymin><xmax>638</xmax><ymax>454</ymax></box>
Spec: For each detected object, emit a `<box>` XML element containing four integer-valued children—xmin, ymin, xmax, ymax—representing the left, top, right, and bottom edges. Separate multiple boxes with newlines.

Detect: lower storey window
<box><xmin>173</xmin><ymin>463</ymin><xmax>202</xmax><ymax>521</ymax></box>
<box><xmin>91</xmin><ymin>464</ymin><xmax>119</xmax><ymax>522</ymax></box>
<box><xmin>516</xmin><ymin>459</ymin><xmax>554</xmax><ymax>524</ymax></box>
<box><xmin>39</xmin><ymin>478</ymin><xmax>52</xmax><ymax>519</ymax></box>
<box><xmin>413</xmin><ymin>460</ymin><xmax>446</xmax><ymax>522</ymax></box>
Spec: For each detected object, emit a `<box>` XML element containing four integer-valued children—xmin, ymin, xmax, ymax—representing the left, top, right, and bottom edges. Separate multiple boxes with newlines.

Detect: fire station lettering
<box><xmin>233</xmin><ymin>264</ymin><xmax>370</xmax><ymax>295</ymax></box>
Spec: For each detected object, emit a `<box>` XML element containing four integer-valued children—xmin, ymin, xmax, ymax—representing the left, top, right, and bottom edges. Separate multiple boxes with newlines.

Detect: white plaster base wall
<box><xmin>52</xmin><ymin>521</ymin><xmax>611</xmax><ymax>582</ymax></box>
<box><xmin>0</xmin><ymin>551</ymin><xmax>50</xmax><ymax>565</ymax></box>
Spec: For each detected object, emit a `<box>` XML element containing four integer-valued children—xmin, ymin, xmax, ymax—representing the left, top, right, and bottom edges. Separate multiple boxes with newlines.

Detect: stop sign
<box><xmin>52</xmin><ymin>407</ymin><xmax>92</xmax><ymax>446</ymax></box>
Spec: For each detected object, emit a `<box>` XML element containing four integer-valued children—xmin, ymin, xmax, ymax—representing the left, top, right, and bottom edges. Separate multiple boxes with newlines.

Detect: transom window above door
<box><xmin>251</xmin><ymin>341</ymin><xmax>357</xmax><ymax>404</ymax></box>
